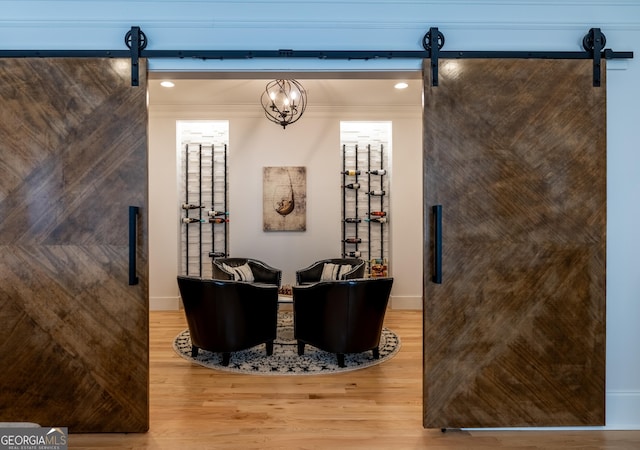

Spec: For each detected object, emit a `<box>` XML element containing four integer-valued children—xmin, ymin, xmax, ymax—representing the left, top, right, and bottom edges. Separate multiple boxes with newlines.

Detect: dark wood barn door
<box><xmin>0</xmin><ymin>58</ymin><xmax>149</xmax><ymax>432</ymax></box>
<box><xmin>423</xmin><ymin>59</ymin><xmax>606</xmax><ymax>428</ymax></box>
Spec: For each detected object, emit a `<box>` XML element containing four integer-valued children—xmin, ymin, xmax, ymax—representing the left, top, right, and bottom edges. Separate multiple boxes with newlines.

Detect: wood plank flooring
<box><xmin>69</xmin><ymin>309</ymin><xmax>640</xmax><ymax>449</ymax></box>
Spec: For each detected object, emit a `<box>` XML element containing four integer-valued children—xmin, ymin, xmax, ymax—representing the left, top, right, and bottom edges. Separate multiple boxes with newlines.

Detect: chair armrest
<box><xmin>342</xmin><ymin>260</ymin><xmax>365</xmax><ymax>279</ymax></box>
<box><xmin>212</xmin><ymin>262</ymin><xmax>234</xmax><ymax>280</ymax></box>
<box><xmin>295</xmin><ymin>261</ymin><xmax>325</xmax><ymax>285</ymax></box>
<box><xmin>239</xmin><ymin>281</ymin><xmax>279</xmax><ymax>296</ymax></box>
<box><xmin>248</xmin><ymin>260</ymin><xmax>282</xmax><ymax>286</ymax></box>
<box><xmin>292</xmin><ymin>281</ymin><xmax>332</xmax><ymax>311</ymax></box>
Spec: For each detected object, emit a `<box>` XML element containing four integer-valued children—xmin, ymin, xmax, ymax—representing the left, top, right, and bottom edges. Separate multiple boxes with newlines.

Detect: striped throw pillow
<box><xmin>320</xmin><ymin>263</ymin><xmax>353</xmax><ymax>281</ymax></box>
<box><xmin>222</xmin><ymin>262</ymin><xmax>255</xmax><ymax>282</ymax></box>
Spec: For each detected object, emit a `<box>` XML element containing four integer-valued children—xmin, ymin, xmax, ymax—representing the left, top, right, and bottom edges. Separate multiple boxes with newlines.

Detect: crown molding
<box><xmin>150</xmin><ymin>104</ymin><xmax>421</xmax><ymax>120</ymax></box>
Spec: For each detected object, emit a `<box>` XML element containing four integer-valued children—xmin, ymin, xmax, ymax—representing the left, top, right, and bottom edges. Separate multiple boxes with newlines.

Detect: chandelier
<box><xmin>260</xmin><ymin>79</ymin><xmax>307</xmax><ymax>129</ymax></box>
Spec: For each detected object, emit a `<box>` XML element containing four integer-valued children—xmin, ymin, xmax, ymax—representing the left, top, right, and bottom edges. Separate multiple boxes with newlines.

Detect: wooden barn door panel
<box><xmin>0</xmin><ymin>58</ymin><xmax>149</xmax><ymax>432</ymax></box>
<box><xmin>423</xmin><ymin>59</ymin><xmax>606</xmax><ymax>428</ymax></box>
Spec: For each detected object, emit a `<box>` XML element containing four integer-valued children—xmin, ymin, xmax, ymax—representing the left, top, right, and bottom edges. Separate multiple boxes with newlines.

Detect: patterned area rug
<box><xmin>172</xmin><ymin>312</ymin><xmax>401</xmax><ymax>375</ymax></box>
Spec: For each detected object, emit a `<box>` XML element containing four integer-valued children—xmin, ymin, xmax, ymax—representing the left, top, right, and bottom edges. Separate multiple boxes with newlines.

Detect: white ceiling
<box><xmin>147</xmin><ymin>74</ymin><xmax>423</xmax><ymax>108</ymax></box>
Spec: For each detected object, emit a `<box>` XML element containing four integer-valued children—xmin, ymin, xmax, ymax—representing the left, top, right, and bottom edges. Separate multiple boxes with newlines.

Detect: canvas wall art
<box><xmin>263</xmin><ymin>166</ymin><xmax>306</xmax><ymax>231</ymax></box>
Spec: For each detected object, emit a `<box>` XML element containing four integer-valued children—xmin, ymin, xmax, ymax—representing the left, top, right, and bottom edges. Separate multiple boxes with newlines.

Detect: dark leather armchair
<box><xmin>295</xmin><ymin>258</ymin><xmax>365</xmax><ymax>285</ymax></box>
<box><xmin>292</xmin><ymin>277</ymin><xmax>393</xmax><ymax>367</ymax></box>
<box><xmin>212</xmin><ymin>257</ymin><xmax>282</xmax><ymax>287</ymax></box>
<box><xmin>176</xmin><ymin>276</ymin><xmax>279</xmax><ymax>366</ymax></box>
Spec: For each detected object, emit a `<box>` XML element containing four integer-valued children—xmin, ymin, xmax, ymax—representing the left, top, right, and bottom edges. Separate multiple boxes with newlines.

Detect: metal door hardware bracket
<box><xmin>0</xmin><ymin>25</ymin><xmax>632</xmax><ymax>87</ymax></box>
<box><xmin>125</xmin><ymin>26</ymin><xmax>147</xmax><ymax>87</ymax></box>
<box><xmin>583</xmin><ymin>28</ymin><xmax>605</xmax><ymax>87</ymax></box>
<box><xmin>422</xmin><ymin>27</ymin><xmax>445</xmax><ymax>86</ymax></box>
<box><xmin>419</xmin><ymin>27</ymin><xmax>630</xmax><ymax>88</ymax></box>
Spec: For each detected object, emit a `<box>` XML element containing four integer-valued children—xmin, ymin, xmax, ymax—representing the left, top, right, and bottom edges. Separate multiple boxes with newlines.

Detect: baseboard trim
<box><xmin>464</xmin><ymin>392</ymin><xmax>640</xmax><ymax>430</ymax></box>
<box><xmin>151</xmin><ymin>296</ymin><xmax>181</xmax><ymax>311</ymax></box>
<box><xmin>605</xmin><ymin>391</ymin><xmax>640</xmax><ymax>429</ymax></box>
<box><xmin>390</xmin><ymin>295</ymin><xmax>421</xmax><ymax>310</ymax></box>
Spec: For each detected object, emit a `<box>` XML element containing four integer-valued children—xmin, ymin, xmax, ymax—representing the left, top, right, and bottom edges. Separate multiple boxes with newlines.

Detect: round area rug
<box><xmin>172</xmin><ymin>312</ymin><xmax>401</xmax><ymax>375</ymax></box>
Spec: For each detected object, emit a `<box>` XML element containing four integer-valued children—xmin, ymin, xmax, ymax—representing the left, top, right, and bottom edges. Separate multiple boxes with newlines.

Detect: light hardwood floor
<box><xmin>70</xmin><ymin>309</ymin><xmax>640</xmax><ymax>449</ymax></box>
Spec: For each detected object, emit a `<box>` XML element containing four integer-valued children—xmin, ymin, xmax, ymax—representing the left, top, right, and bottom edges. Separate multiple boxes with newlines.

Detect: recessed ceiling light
<box><xmin>160</xmin><ymin>81</ymin><xmax>175</xmax><ymax>88</ymax></box>
<box><xmin>394</xmin><ymin>82</ymin><xmax>409</xmax><ymax>90</ymax></box>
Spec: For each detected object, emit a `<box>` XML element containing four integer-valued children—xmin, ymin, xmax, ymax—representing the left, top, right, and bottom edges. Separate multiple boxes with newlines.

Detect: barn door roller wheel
<box><xmin>124</xmin><ymin>26</ymin><xmax>147</xmax><ymax>86</ymax></box>
<box><xmin>422</xmin><ymin>28</ymin><xmax>445</xmax><ymax>87</ymax></box>
<box><xmin>125</xmin><ymin>28</ymin><xmax>148</xmax><ymax>51</ymax></box>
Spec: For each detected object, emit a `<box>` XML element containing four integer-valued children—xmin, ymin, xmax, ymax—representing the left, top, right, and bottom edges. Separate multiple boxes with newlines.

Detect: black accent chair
<box><xmin>295</xmin><ymin>258</ymin><xmax>365</xmax><ymax>285</ymax></box>
<box><xmin>176</xmin><ymin>276</ymin><xmax>279</xmax><ymax>366</ymax></box>
<box><xmin>212</xmin><ymin>257</ymin><xmax>282</xmax><ymax>287</ymax></box>
<box><xmin>292</xmin><ymin>277</ymin><xmax>393</xmax><ymax>367</ymax></box>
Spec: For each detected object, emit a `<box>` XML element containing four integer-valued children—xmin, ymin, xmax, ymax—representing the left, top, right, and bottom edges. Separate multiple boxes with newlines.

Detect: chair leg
<box><xmin>221</xmin><ymin>352</ymin><xmax>231</xmax><ymax>366</ymax></box>
<box><xmin>265</xmin><ymin>340</ymin><xmax>274</xmax><ymax>356</ymax></box>
<box><xmin>191</xmin><ymin>345</ymin><xmax>199</xmax><ymax>358</ymax></box>
<box><xmin>337</xmin><ymin>353</ymin><xmax>345</xmax><ymax>367</ymax></box>
<box><xmin>372</xmin><ymin>347</ymin><xmax>380</xmax><ymax>359</ymax></box>
<box><xmin>297</xmin><ymin>341</ymin><xmax>305</xmax><ymax>356</ymax></box>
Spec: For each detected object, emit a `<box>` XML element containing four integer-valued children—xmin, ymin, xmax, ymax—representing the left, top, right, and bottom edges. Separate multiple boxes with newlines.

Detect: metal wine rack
<box><xmin>341</xmin><ymin>144</ymin><xmax>389</xmax><ymax>277</ymax></box>
<box><xmin>181</xmin><ymin>143</ymin><xmax>229</xmax><ymax>277</ymax></box>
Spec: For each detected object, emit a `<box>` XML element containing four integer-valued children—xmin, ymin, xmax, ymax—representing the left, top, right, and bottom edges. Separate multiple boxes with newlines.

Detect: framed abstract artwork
<box><xmin>263</xmin><ymin>166</ymin><xmax>306</xmax><ymax>231</ymax></box>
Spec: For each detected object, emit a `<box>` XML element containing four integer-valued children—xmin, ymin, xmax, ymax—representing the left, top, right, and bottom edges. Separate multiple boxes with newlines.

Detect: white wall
<box><xmin>229</xmin><ymin>114</ymin><xmax>343</xmax><ymax>284</ymax></box>
<box><xmin>148</xmin><ymin>113</ymin><xmax>180</xmax><ymax>310</ymax></box>
<box><xmin>4</xmin><ymin>0</ymin><xmax>640</xmax><ymax>430</ymax></box>
<box><xmin>150</xmin><ymin>104</ymin><xmax>423</xmax><ymax>309</ymax></box>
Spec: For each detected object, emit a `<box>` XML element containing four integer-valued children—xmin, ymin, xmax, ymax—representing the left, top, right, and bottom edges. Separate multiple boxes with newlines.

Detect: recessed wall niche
<box><xmin>340</xmin><ymin>121</ymin><xmax>391</xmax><ymax>277</ymax></box>
<box><xmin>178</xmin><ymin>120</ymin><xmax>229</xmax><ymax>278</ymax></box>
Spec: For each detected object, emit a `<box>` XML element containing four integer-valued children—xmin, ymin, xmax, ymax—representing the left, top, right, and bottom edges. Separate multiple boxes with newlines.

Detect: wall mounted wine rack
<box><xmin>181</xmin><ymin>143</ymin><xmax>228</xmax><ymax>277</ymax></box>
<box><xmin>341</xmin><ymin>144</ymin><xmax>389</xmax><ymax>277</ymax></box>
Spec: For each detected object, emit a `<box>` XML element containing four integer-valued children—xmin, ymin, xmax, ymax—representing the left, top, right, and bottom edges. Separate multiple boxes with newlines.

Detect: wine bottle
<box><xmin>208</xmin><ymin>218</ymin><xmax>229</xmax><ymax>224</ymax></box>
<box><xmin>346</xmin><ymin>251</ymin><xmax>361</xmax><ymax>257</ymax></box>
<box><xmin>343</xmin><ymin>183</ymin><xmax>360</xmax><ymax>190</ymax></box>
<box><xmin>367</xmin><ymin>190</ymin><xmax>385</xmax><ymax>196</ymax></box>
<box><xmin>369</xmin><ymin>211</ymin><xmax>387</xmax><ymax>217</ymax></box>
<box><xmin>365</xmin><ymin>217</ymin><xmax>387</xmax><ymax>223</ymax></box>
<box><xmin>181</xmin><ymin>203</ymin><xmax>204</xmax><ymax>210</ymax></box>
<box><xmin>344</xmin><ymin>218</ymin><xmax>361</xmax><ymax>223</ymax></box>
<box><xmin>343</xmin><ymin>237</ymin><xmax>362</xmax><ymax>244</ymax></box>
<box><xmin>208</xmin><ymin>210</ymin><xmax>229</xmax><ymax>217</ymax></box>
<box><xmin>209</xmin><ymin>251</ymin><xmax>227</xmax><ymax>258</ymax></box>
<box><xmin>367</xmin><ymin>169</ymin><xmax>386</xmax><ymax>176</ymax></box>
<box><xmin>341</xmin><ymin>169</ymin><xmax>361</xmax><ymax>176</ymax></box>
<box><xmin>181</xmin><ymin>217</ymin><xmax>204</xmax><ymax>224</ymax></box>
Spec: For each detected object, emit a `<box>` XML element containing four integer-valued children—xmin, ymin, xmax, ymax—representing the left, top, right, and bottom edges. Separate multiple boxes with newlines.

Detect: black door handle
<box><xmin>432</xmin><ymin>205</ymin><xmax>442</xmax><ymax>284</ymax></box>
<box><xmin>129</xmin><ymin>206</ymin><xmax>139</xmax><ymax>286</ymax></box>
